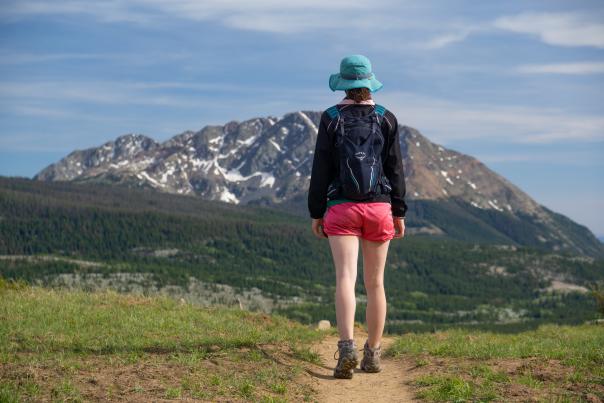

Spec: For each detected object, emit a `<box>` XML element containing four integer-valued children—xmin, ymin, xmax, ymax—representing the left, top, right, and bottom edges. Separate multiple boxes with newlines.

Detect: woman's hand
<box><xmin>393</xmin><ymin>217</ymin><xmax>405</xmax><ymax>239</ymax></box>
<box><xmin>311</xmin><ymin>218</ymin><xmax>327</xmax><ymax>239</ymax></box>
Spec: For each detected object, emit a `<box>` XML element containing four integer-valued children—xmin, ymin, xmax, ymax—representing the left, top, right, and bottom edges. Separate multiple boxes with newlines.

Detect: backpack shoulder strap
<box><xmin>326</xmin><ymin>105</ymin><xmax>342</xmax><ymax>134</ymax></box>
<box><xmin>373</xmin><ymin>104</ymin><xmax>387</xmax><ymax>129</ymax></box>
<box><xmin>374</xmin><ymin>104</ymin><xmax>386</xmax><ymax>116</ymax></box>
<box><xmin>326</xmin><ymin>105</ymin><xmax>340</xmax><ymax>119</ymax></box>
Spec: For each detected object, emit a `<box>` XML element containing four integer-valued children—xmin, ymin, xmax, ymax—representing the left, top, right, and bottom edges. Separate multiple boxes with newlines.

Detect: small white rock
<box><xmin>317</xmin><ymin>320</ymin><xmax>331</xmax><ymax>330</ymax></box>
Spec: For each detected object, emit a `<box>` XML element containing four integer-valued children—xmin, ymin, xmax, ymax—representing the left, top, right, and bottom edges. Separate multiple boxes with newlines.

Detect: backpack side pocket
<box><xmin>326</xmin><ymin>178</ymin><xmax>341</xmax><ymax>198</ymax></box>
<box><xmin>379</xmin><ymin>175</ymin><xmax>392</xmax><ymax>194</ymax></box>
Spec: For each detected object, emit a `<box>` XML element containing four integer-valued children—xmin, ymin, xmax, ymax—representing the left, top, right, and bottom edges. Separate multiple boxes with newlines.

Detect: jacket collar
<box><xmin>337</xmin><ymin>97</ymin><xmax>375</xmax><ymax>105</ymax></box>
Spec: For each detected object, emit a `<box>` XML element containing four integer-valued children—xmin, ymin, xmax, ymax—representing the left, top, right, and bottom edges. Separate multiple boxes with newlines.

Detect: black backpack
<box><xmin>325</xmin><ymin>104</ymin><xmax>392</xmax><ymax>200</ymax></box>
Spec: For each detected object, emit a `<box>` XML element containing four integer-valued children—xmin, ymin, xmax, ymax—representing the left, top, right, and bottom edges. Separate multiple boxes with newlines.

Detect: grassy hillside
<box><xmin>2</xmin><ymin>282</ymin><xmax>602</xmax><ymax>402</ymax></box>
<box><xmin>271</xmin><ymin>191</ymin><xmax>604</xmax><ymax>259</ymax></box>
<box><xmin>389</xmin><ymin>323</ymin><xmax>604</xmax><ymax>401</ymax></box>
<box><xmin>0</xmin><ymin>280</ymin><xmax>325</xmax><ymax>402</ymax></box>
<box><xmin>1</xmin><ymin>176</ymin><xmax>604</xmax><ymax>332</ymax></box>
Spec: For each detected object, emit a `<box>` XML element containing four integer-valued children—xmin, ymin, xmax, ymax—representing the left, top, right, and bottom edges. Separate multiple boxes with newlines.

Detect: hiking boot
<box><xmin>333</xmin><ymin>339</ymin><xmax>358</xmax><ymax>379</ymax></box>
<box><xmin>360</xmin><ymin>340</ymin><xmax>382</xmax><ymax>373</ymax></box>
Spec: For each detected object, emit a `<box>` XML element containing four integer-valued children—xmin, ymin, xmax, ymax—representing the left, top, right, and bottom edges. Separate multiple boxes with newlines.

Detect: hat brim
<box><xmin>329</xmin><ymin>73</ymin><xmax>383</xmax><ymax>93</ymax></box>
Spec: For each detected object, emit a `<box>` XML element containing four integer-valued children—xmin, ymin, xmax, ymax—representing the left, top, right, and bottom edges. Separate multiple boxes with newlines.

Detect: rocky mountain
<box><xmin>33</xmin><ymin>110</ymin><xmax>604</xmax><ymax>258</ymax></box>
<box><xmin>35</xmin><ymin>112</ymin><xmax>318</xmax><ymax>205</ymax></box>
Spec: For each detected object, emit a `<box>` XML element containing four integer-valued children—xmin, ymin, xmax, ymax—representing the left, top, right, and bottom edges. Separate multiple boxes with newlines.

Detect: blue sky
<box><xmin>0</xmin><ymin>0</ymin><xmax>603</xmax><ymax>236</ymax></box>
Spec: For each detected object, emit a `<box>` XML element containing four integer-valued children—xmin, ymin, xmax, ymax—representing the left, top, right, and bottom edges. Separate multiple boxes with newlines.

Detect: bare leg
<box><xmin>328</xmin><ymin>235</ymin><xmax>359</xmax><ymax>341</ymax></box>
<box><xmin>361</xmin><ymin>238</ymin><xmax>390</xmax><ymax>349</ymax></box>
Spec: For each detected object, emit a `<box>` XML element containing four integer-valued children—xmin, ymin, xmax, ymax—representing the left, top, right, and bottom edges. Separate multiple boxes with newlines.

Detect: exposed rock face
<box><xmin>35</xmin><ymin>112</ymin><xmax>320</xmax><ymax>205</ymax></box>
<box><xmin>33</xmin><ymin>109</ymin><xmax>603</xmax><ymax>257</ymax></box>
<box><xmin>401</xmin><ymin>126</ymin><xmax>540</xmax><ymax>215</ymax></box>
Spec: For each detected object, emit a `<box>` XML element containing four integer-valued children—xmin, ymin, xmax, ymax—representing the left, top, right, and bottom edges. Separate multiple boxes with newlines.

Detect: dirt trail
<box><xmin>300</xmin><ymin>328</ymin><xmax>417</xmax><ymax>402</ymax></box>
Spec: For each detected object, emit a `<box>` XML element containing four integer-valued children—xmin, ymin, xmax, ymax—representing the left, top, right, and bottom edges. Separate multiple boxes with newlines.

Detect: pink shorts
<box><xmin>323</xmin><ymin>202</ymin><xmax>395</xmax><ymax>242</ymax></box>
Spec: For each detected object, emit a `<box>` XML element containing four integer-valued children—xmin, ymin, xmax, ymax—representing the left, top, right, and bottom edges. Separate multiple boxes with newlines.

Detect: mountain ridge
<box><xmin>32</xmin><ymin>109</ymin><xmax>604</xmax><ymax>258</ymax></box>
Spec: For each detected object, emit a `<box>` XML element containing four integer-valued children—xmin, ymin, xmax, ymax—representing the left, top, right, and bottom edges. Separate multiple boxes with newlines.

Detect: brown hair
<box><xmin>345</xmin><ymin>87</ymin><xmax>372</xmax><ymax>103</ymax></box>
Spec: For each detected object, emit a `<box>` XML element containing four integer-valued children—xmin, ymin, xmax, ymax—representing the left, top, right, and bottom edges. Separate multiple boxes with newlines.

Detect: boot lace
<box><xmin>333</xmin><ymin>340</ymin><xmax>357</xmax><ymax>360</ymax></box>
<box><xmin>363</xmin><ymin>341</ymin><xmax>382</xmax><ymax>358</ymax></box>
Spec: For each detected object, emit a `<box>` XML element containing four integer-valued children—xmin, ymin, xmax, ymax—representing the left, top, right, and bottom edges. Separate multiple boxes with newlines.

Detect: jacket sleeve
<box><xmin>308</xmin><ymin>113</ymin><xmax>336</xmax><ymax>219</ymax></box>
<box><xmin>383</xmin><ymin>112</ymin><xmax>408</xmax><ymax>217</ymax></box>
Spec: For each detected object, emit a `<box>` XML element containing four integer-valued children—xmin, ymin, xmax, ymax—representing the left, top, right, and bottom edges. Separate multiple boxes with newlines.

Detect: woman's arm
<box><xmin>383</xmin><ymin>111</ymin><xmax>408</xmax><ymax>218</ymax></box>
<box><xmin>308</xmin><ymin>112</ymin><xmax>335</xmax><ymax>219</ymax></box>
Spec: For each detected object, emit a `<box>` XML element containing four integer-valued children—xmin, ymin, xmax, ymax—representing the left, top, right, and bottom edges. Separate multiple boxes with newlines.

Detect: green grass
<box><xmin>389</xmin><ymin>324</ymin><xmax>604</xmax><ymax>401</ymax></box>
<box><xmin>1</xmin><ymin>287</ymin><xmax>319</xmax><ymax>355</ymax></box>
<box><xmin>388</xmin><ymin>323</ymin><xmax>604</xmax><ymax>367</ymax></box>
<box><xmin>0</xmin><ymin>283</ymin><xmax>324</xmax><ymax>401</ymax></box>
<box><xmin>415</xmin><ymin>374</ymin><xmax>478</xmax><ymax>401</ymax></box>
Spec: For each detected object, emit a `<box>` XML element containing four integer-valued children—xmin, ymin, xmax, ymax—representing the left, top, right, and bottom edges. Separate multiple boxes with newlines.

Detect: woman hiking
<box><xmin>308</xmin><ymin>54</ymin><xmax>407</xmax><ymax>379</ymax></box>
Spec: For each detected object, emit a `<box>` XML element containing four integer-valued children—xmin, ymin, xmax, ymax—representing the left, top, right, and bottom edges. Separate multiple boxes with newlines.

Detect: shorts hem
<box><xmin>361</xmin><ymin>235</ymin><xmax>394</xmax><ymax>242</ymax></box>
<box><xmin>324</xmin><ymin>231</ymin><xmax>362</xmax><ymax>237</ymax></box>
<box><xmin>323</xmin><ymin>231</ymin><xmax>394</xmax><ymax>242</ymax></box>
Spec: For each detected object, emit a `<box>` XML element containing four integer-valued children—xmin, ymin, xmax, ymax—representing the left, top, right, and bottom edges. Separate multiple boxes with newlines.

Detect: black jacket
<box><xmin>308</xmin><ymin>103</ymin><xmax>408</xmax><ymax>219</ymax></box>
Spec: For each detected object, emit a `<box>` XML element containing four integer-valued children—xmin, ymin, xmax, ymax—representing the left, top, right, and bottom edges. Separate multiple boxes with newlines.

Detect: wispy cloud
<box><xmin>418</xmin><ymin>11</ymin><xmax>604</xmax><ymax>50</ymax></box>
<box><xmin>476</xmin><ymin>150</ymin><xmax>604</xmax><ymax>166</ymax></box>
<box><xmin>0</xmin><ymin>80</ymin><xmax>234</xmax><ymax>108</ymax></box>
<box><xmin>493</xmin><ymin>12</ymin><xmax>604</xmax><ymax>49</ymax></box>
<box><xmin>1</xmin><ymin>0</ymin><xmax>155</xmax><ymax>24</ymax></box>
<box><xmin>5</xmin><ymin>105</ymin><xmax>81</xmax><ymax>119</ymax></box>
<box><xmin>0</xmin><ymin>0</ymin><xmax>387</xmax><ymax>33</ymax></box>
<box><xmin>516</xmin><ymin>62</ymin><xmax>604</xmax><ymax>75</ymax></box>
<box><xmin>0</xmin><ymin>52</ymin><xmax>109</xmax><ymax>64</ymax></box>
<box><xmin>378</xmin><ymin>91</ymin><xmax>604</xmax><ymax>144</ymax></box>
<box><xmin>417</xmin><ymin>24</ymin><xmax>487</xmax><ymax>49</ymax></box>
<box><xmin>0</xmin><ymin>51</ymin><xmax>192</xmax><ymax>65</ymax></box>
<box><xmin>420</xmin><ymin>31</ymin><xmax>471</xmax><ymax>49</ymax></box>
<box><xmin>222</xmin><ymin>12</ymin><xmax>334</xmax><ymax>34</ymax></box>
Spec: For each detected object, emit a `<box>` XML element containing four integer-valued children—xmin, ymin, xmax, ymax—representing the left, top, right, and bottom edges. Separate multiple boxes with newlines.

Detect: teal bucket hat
<box><xmin>329</xmin><ymin>54</ymin><xmax>383</xmax><ymax>93</ymax></box>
